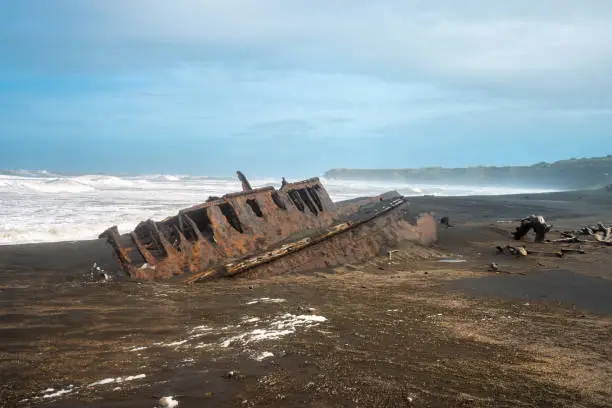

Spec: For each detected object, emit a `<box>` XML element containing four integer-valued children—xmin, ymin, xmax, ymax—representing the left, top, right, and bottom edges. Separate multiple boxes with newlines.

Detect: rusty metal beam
<box><xmin>131</xmin><ymin>231</ymin><xmax>157</xmax><ymax>265</ymax></box>
<box><xmin>99</xmin><ymin>226</ymin><xmax>131</xmax><ymax>269</ymax></box>
<box><xmin>236</xmin><ymin>170</ymin><xmax>253</xmax><ymax>191</ymax></box>
<box><xmin>184</xmin><ymin>197</ymin><xmax>407</xmax><ymax>283</ymax></box>
<box><xmin>99</xmin><ymin>170</ymin><xmax>429</xmax><ymax>282</ymax></box>
<box><xmin>146</xmin><ymin>219</ymin><xmax>175</xmax><ymax>257</ymax></box>
<box><xmin>181</xmin><ymin>213</ymin><xmax>206</xmax><ymax>242</ymax></box>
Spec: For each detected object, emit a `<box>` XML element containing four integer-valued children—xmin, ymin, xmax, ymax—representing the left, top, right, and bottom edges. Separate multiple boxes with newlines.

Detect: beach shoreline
<box><xmin>1</xmin><ymin>189</ymin><xmax>611</xmax><ymax>407</ymax></box>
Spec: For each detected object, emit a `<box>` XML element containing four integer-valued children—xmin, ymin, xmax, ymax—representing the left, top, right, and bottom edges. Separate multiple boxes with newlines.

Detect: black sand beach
<box><xmin>1</xmin><ymin>189</ymin><xmax>611</xmax><ymax>407</ymax></box>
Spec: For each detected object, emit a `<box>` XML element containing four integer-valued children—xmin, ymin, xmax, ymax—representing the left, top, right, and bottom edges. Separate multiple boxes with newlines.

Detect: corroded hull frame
<box><xmin>99</xmin><ymin>174</ymin><xmax>437</xmax><ymax>281</ymax></box>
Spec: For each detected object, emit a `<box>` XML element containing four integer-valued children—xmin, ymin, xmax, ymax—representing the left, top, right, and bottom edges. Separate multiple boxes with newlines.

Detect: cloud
<box><xmin>1</xmin><ymin>64</ymin><xmax>501</xmax><ymax>141</ymax></box>
<box><xmin>1</xmin><ymin>0</ymin><xmax>611</xmax><ymax>174</ymax></box>
<box><xmin>4</xmin><ymin>1</ymin><xmax>612</xmax><ymax>104</ymax></box>
<box><xmin>6</xmin><ymin>1</ymin><xmax>612</xmax><ymax>78</ymax></box>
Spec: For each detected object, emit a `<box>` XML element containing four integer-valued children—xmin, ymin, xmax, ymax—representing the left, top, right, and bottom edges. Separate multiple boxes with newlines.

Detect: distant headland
<box><xmin>324</xmin><ymin>155</ymin><xmax>612</xmax><ymax>189</ymax></box>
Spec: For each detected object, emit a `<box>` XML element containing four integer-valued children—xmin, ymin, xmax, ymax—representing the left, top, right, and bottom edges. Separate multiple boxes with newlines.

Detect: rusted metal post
<box><xmin>237</xmin><ymin>170</ymin><xmax>252</xmax><ymax>191</ymax></box>
<box><xmin>99</xmin><ymin>226</ymin><xmax>132</xmax><ymax>269</ymax></box>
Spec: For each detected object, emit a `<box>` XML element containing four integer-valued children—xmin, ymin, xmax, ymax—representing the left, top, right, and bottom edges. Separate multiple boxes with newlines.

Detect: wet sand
<box><xmin>448</xmin><ymin>269</ymin><xmax>612</xmax><ymax>315</ymax></box>
<box><xmin>1</xmin><ymin>190</ymin><xmax>611</xmax><ymax>407</ymax></box>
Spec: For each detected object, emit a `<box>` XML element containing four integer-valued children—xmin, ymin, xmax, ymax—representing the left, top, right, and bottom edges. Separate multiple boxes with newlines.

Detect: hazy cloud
<box><xmin>1</xmin><ymin>1</ymin><xmax>611</xmax><ymax>173</ymax></box>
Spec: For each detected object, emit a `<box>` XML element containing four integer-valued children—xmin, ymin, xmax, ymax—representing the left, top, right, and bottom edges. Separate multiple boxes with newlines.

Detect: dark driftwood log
<box><xmin>440</xmin><ymin>216</ymin><xmax>452</xmax><ymax>228</ymax></box>
<box><xmin>496</xmin><ymin>245</ymin><xmax>528</xmax><ymax>256</ymax></box>
<box><xmin>512</xmin><ymin>215</ymin><xmax>552</xmax><ymax>242</ymax></box>
<box><xmin>550</xmin><ymin>236</ymin><xmax>585</xmax><ymax>243</ymax></box>
<box><xmin>496</xmin><ymin>244</ymin><xmax>582</xmax><ymax>258</ymax></box>
<box><xmin>559</xmin><ymin>248</ymin><xmax>586</xmax><ymax>254</ymax></box>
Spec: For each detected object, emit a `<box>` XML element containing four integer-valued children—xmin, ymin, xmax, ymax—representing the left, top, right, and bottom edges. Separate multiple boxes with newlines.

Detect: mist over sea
<box><xmin>0</xmin><ymin>171</ymin><xmax>556</xmax><ymax>245</ymax></box>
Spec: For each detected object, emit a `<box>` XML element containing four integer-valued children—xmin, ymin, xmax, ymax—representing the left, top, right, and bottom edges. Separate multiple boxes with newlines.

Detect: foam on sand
<box><xmin>221</xmin><ymin>313</ymin><xmax>327</xmax><ymax>347</ymax></box>
<box><xmin>88</xmin><ymin>374</ymin><xmax>146</xmax><ymax>387</ymax></box>
<box><xmin>40</xmin><ymin>385</ymin><xmax>76</xmax><ymax>399</ymax></box>
<box><xmin>252</xmin><ymin>351</ymin><xmax>274</xmax><ymax>361</ymax></box>
<box><xmin>245</xmin><ymin>297</ymin><xmax>286</xmax><ymax>305</ymax></box>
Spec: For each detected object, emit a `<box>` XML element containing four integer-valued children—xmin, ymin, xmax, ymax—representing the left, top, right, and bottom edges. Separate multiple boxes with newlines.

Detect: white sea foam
<box><xmin>88</xmin><ymin>378</ymin><xmax>115</xmax><ymax>387</ymax></box>
<box><xmin>190</xmin><ymin>325</ymin><xmax>213</xmax><ymax>333</ymax></box>
<box><xmin>88</xmin><ymin>374</ymin><xmax>146</xmax><ymax>387</ymax></box>
<box><xmin>41</xmin><ymin>386</ymin><xmax>75</xmax><ymax>399</ymax></box>
<box><xmin>245</xmin><ymin>298</ymin><xmax>286</xmax><ymax>305</ymax></box>
<box><xmin>221</xmin><ymin>313</ymin><xmax>327</xmax><ymax>347</ymax></box>
<box><xmin>0</xmin><ymin>172</ymin><xmax>556</xmax><ymax>244</ymax></box>
<box><xmin>165</xmin><ymin>340</ymin><xmax>189</xmax><ymax>347</ymax></box>
<box><xmin>252</xmin><ymin>351</ymin><xmax>274</xmax><ymax>361</ymax></box>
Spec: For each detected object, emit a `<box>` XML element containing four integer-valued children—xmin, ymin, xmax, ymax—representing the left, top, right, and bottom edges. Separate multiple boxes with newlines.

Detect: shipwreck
<box><xmin>99</xmin><ymin>172</ymin><xmax>437</xmax><ymax>282</ymax></box>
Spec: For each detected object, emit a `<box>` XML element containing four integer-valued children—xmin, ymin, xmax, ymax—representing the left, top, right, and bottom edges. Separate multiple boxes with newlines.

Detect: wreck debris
<box><xmin>557</xmin><ymin>223</ymin><xmax>612</xmax><ymax>245</ymax></box>
<box><xmin>512</xmin><ymin>215</ymin><xmax>553</xmax><ymax>242</ymax></box>
<box><xmin>496</xmin><ymin>245</ymin><xmax>528</xmax><ymax>257</ymax></box>
<box><xmin>388</xmin><ymin>249</ymin><xmax>400</xmax><ymax>262</ymax></box>
<box><xmin>496</xmin><ymin>244</ymin><xmax>586</xmax><ymax>258</ymax></box>
<box><xmin>487</xmin><ymin>262</ymin><xmax>527</xmax><ymax>275</ymax></box>
<box><xmin>236</xmin><ymin>170</ymin><xmax>252</xmax><ymax>192</ymax></box>
<box><xmin>99</xmin><ymin>172</ymin><xmax>437</xmax><ymax>281</ymax></box>
<box><xmin>185</xmin><ymin>195</ymin><xmax>413</xmax><ymax>283</ymax></box>
<box><xmin>559</xmin><ymin>248</ymin><xmax>586</xmax><ymax>254</ymax></box>
<box><xmin>440</xmin><ymin>216</ymin><xmax>452</xmax><ymax>228</ymax></box>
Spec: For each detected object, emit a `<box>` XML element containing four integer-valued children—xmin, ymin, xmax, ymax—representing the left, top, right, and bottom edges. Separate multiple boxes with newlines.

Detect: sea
<box><xmin>0</xmin><ymin>170</ymin><xmax>555</xmax><ymax>245</ymax></box>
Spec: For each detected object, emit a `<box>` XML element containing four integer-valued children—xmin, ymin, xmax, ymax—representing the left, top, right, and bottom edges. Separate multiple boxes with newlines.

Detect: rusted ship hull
<box><xmin>99</xmin><ymin>174</ymin><xmax>437</xmax><ymax>282</ymax></box>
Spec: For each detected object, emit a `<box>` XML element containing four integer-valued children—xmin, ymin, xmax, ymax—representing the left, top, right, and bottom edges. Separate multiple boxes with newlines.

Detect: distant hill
<box><xmin>324</xmin><ymin>156</ymin><xmax>612</xmax><ymax>189</ymax></box>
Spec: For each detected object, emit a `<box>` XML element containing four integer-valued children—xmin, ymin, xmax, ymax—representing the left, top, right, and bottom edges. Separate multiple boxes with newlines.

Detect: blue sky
<box><xmin>1</xmin><ymin>1</ymin><xmax>611</xmax><ymax>177</ymax></box>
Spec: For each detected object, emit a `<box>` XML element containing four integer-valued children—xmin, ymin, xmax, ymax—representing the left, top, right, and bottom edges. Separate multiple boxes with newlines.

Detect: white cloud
<box><xmin>2</xmin><ymin>0</ymin><xmax>612</xmax><ymax>142</ymax></box>
<box><xmin>74</xmin><ymin>1</ymin><xmax>612</xmax><ymax>79</ymax></box>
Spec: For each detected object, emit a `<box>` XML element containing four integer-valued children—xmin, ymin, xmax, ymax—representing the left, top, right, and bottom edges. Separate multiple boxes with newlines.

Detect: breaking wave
<box><xmin>0</xmin><ymin>171</ymin><xmax>554</xmax><ymax>245</ymax></box>
<box><xmin>0</xmin><ymin>177</ymin><xmax>95</xmax><ymax>193</ymax></box>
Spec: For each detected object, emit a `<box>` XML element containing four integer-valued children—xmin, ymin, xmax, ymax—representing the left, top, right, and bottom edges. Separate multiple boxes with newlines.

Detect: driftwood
<box><xmin>496</xmin><ymin>245</ymin><xmax>528</xmax><ymax>256</ymax></box>
<box><xmin>549</xmin><ymin>236</ymin><xmax>586</xmax><ymax>244</ymax></box>
<box><xmin>496</xmin><ymin>245</ymin><xmax>585</xmax><ymax>258</ymax></box>
<box><xmin>556</xmin><ymin>223</ymin><xmax>611</xmax><ymax>245</ymax></box>
<box><xmin>512</xmin><ymin>215</ymin><xmax>552</xmax><ymax>242</ymax></box>
<box><xmin>559</xmin><ymin>248</ymin><xmax>586</xmax><ymax>254</ymax></box>
<box><xmin>487</xmin><ymin>262</ymin><xmax>526</xmax><ymax>275</ymax></box>
<box><xmin>440</xmin><ymin>216</ymin><xmax>453</xmax><ymax>228</ymax></box>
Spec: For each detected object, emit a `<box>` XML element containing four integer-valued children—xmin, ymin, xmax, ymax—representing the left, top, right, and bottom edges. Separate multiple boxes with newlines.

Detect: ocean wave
<box><xmin>0</xmin><ymin>177</ymin><xmax>95</xmax><ymax>194</ymax></box>
<box><xmin>73</xmin><ymin>175</ymin><xmax>139</xmax><ymax>189</ymax></box>
<box><xmin>0</xmin><ymin>172</ymin><xmax>556</xmax><ymax>245</ymax></box>
<box><xmin>0</xmin><ymin>169</ymin><xmax>59</xmax><ymax>178</ymax></box>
